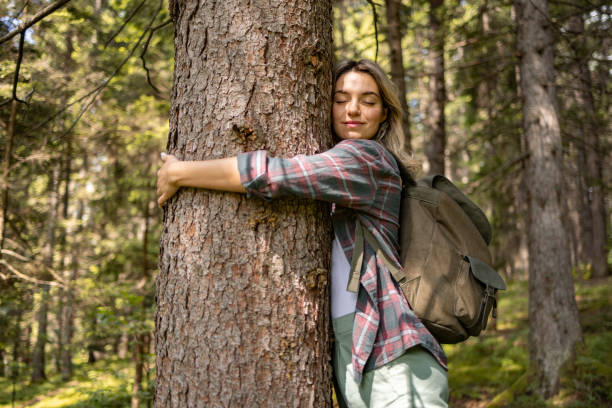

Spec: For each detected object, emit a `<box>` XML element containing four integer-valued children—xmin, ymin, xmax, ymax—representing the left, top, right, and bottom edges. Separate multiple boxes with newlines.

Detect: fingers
<box><xmin>157</xmin><ymin>152</ymin><xmax>178</xmax><ymax>207</ymax></box>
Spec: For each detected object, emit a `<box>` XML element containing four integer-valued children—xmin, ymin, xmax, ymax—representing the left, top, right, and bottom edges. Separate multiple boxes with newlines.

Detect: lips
<box><xmin>344</xmin><ymin>121</ymin><xmax>364</xmax><ymax>127</ymax></box>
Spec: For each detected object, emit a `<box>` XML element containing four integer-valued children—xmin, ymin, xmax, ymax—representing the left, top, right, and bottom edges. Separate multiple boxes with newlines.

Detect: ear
<box><xmin>381</xmin><ymin>106</ymin><xmax>388</xmax><ymax>123</ymax></box>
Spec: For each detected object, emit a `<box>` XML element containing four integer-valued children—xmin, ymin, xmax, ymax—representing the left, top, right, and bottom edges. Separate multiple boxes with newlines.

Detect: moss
<box><xmin>448</xmin><ymin>277</ymin><xmax>612</xmax><ymax>407</ymax></box>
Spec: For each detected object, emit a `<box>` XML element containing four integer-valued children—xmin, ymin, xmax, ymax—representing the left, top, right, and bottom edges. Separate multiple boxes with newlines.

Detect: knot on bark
<box><xmin>305</xmin><ymin>268</ymin><xmax>328</xmax><ymax>291</ymax></box>
<box><xmin>232</xmin><ymin>124</ymin><xmax>258</xmax><ymax>144</ymax></box>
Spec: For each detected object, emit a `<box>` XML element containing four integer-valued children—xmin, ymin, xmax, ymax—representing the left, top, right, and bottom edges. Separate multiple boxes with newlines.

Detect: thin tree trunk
<box><xmin>0</xmin><ymin>348</ymin><xmax>5</xmax><ymax>377</ymax></box>
<box><xmin>0</xmin><ymin>99</ymin><xmax>17</xmax><ymax>254</ymax></box>
<box><xmin>425</xmin><ymin>0</ymin><xmax>446</xmax><ymax>175</ymax></box>
<box><xmin>131</xmin><ymin>334</ymin><xmax>146</xmax><ymax>408</ymax></box>
<box><xmin>31</xmin><ymin>164</ymin><xmax>59</xmax><ymax>383</ymax></box>
<box><xmin>515</xmin><ymin>0</ymin><xmax>583</xmax><ymax>397</ymax></box>
<box><xmin>132</xmin><ymin>200</ymin><xmax>152</xmax><ymax>408</ymax></box>
<box><xmin>11</xmin><ymin>309</ymin><xmax>22</xmax><ymax>406</ymax></box>
<box><xmin>0</xmin><ymin>101</ymin><xmax>17</xmax><ymax>378</ymax></box>
<box><xmin>385</xmin><ymin>0</ymin><xmax>412</xmax><ymax>150</ymax></box>
<box><xmin>568</xmin><ymin>14</ymin><xmax>608</xmax><ymax>278</ymax></box>
<box><xmin>60</xmin><ymin>196</ymin><xmax>81</xmax><ymax>382</ymax></box>
<box><xmin>31</xmin><ymin>285</ymin><xmax>50</xmax><ymax>382</ymax></box>
<box><xmin>87</xmin><ymin>313</ymin><xmax>98</xmax><ymax>364</ymax></box>
<box><xmin>336</xmin><ymin>0</ymin><xmax>347</xmax><ymax>59</ymax></box>
<box><xmin>118</xmin><ymin>332</ymin><xmax>129</xmax><ymax>358</ymax></box>
<box><xmin>155</xmin><ymin>1</ymin><xmax>333</xmax><ymax>406</ymax></box>
<box><xmin>58</xmin><ymin>29</ymin><xmax>76</xmax><ymax>380</ymax></box>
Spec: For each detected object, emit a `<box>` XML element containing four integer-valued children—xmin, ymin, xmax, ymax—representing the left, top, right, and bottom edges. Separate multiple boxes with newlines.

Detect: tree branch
<box><xmin>0</xmin><ymin>259</ymin><xmax>63</xmax><ymax>287</ymax></box>
<box><xmin>12</xmin><ymin>32</ymin><xmax>28</xmax><ymax>104</ymax></box>
<box><xmin>466</xmin><ymin>153</ymin><xmax>529</xmax><ymax>195</ymax></box>
<box><xmin>140</xmin><ymin>18</ymin><xmax>172</xmax><ymax>97</ymax></box>
<box><xmin>366</xmin><ymin>0</ymin><xmax>380</xmax><ymax>62</ymax></box>
<box><xmin>0</xmin><ymin>0</ymin><xmax>72</xmax><ymax>45</ymax></box>
<box><xmin>103</xmin><ymin>0</ymin><xmax>147</xmax><ymax>49</ymax></box>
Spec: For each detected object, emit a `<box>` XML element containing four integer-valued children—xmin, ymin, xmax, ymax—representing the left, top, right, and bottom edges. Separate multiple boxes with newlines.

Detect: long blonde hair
<box><xmin>332</xmin><ymin>59</ymin><xmax>420</xmax><ymax>178</ymax></box>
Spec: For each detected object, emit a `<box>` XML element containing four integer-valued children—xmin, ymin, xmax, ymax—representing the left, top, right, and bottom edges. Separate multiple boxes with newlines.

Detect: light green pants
<box><xmin>332</xmin><ymin>313</ymin><xmax>449</xmax><ymax>408</ymax></box>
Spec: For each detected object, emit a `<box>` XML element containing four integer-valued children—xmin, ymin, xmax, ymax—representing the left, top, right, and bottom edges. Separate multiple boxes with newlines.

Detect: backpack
<box><xmin>351</xmin><ymin>171</ymin><xmax>507</xmax><ymax>344</ymax></box>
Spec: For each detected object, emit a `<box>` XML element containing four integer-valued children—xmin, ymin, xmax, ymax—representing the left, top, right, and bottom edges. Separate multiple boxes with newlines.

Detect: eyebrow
<box><xmin>334</xmin><ymin>90</ymin><xmax>381</xmax><ymax>98</ymax></box>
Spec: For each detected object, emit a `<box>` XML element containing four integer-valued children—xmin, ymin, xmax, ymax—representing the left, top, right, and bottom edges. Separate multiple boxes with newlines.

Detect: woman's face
<box><xmin>332</xmin><ymin>70</ymin><xmax>387</xmax><ymax>141</ymax></box>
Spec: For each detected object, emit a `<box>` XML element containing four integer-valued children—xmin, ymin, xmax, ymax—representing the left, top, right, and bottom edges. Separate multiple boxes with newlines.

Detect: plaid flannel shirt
<box><xmin>237</xmin><ymin>139</ymin><xmax>447</xmax><ymax>383</ymax></box>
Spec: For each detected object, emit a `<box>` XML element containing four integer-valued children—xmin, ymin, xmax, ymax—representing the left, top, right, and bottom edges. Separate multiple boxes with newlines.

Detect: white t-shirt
<box><xmin>331</xmin><ymin>236</ymin><xmax>358</xmax><ymax>319</ymax></box>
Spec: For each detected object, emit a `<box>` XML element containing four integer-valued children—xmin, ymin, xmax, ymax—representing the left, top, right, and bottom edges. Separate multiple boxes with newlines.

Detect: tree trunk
<box><xmin>385</xmin><ymin>0</ymin><xmax>412</xmax><ymax>151</ymax></box>
<box><xmin>31</xmin><ymin>164</ymin><xmax>59</xmax><ymax>383</ymax></box>
<box><xmin>568</xmin><ymin>14</ymin><xmax>608</xmax><ymax>278</ymax></box>
<box><xmin>31</xmin><ymin>285</ymin><xmax>50</xmax><ymax>382</ymax></box>
<box><xmin>515</xmin><ymin>0</ymin><xmax>583</xmax><ymax>397</ymax></box>
<box><xmin>336</xmin><ymin>0</ymin><xmax>347</xmax><ymax>59</ymax></box>
<box><xmin>87</xmin><ymin>313</ymin><xmax>98</xmax><ymax>364</ymax></box>
<box><xmin>133</xmin><ymin>200</ymin><xmax>153</xmax><ymax>408</ymax></box>
<box><xmin>132</xmin><ymin>334</ymin><xmax>146</xmax><ymax>408</ymax></box>
<box><xmin>0</xmin><ymin>99</ymin><xmax>17</xmax><ymax>254</ymax></box>
<box><xmin>60</xmin><ymin>197</ymin><xmax>80</xmax><ymax>382</ymax></box>
<box><xmin>425</xmin><ymin>0</ymin><xmax>446</xmax><ymax>175</ymax></box>
<box><xmin>155</xmin><ymin>1</ymin><xmax>333</xmax><ymax>406</ymax></box>
<box><xmin>0</xmin><ymin>348</ymin><xmax>6</xmax><ymax>377</ymax></box>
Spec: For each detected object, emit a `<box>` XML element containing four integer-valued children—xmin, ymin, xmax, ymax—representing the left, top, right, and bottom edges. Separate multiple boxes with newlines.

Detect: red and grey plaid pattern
<box><xmin>238</xmin><ymin>139</ymin><xmax>447</xmax><ymax>383</ymax></box>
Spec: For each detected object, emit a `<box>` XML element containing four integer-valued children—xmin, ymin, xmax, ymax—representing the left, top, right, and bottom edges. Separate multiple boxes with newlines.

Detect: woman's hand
<box><xmin>157</xmin><ymin>152</ymin><xmax>180</xmax><ymax>207</ymax></box>
<box><xmin>156</xmin><ymin>153</ymin><xmax>245</xmax><ymax>207</ymax></box>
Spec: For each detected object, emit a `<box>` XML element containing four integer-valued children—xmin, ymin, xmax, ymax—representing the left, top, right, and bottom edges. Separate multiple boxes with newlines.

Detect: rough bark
<box><xmin>515</xmin><ymin>0</ymin><xmax>583</xmax><ymax>397</ymax></box>
<box><xmin>385</xmin><ymin>0</ymin><xmax>412</xmax><ymax>150</ymax></box>
<box><xmin>425</xmin><ymin>0</ymin><xmax>446</xmax><ymax>175</ymax></box>
<box><xmin>155</xmin><ymin>1</ymin><xmax>333</xmax><ymax>407</ymax></box>
<box><xmin>567</xmin><ymin>15</ymin><xmax>608</xmax><ymax>277</ymax></box>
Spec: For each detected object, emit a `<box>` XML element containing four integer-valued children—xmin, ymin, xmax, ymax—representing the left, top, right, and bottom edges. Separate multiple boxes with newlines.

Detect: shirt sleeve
<box><xmin>237</xmin><ymin>139</ymin><xmax>397</xmax><ymax>210</ymax></box>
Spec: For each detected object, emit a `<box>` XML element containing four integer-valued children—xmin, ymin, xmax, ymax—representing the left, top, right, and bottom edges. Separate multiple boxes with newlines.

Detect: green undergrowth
<box><xmin>0</xmin><ymin>356</ymin><xmax>152</xmax><ymax>408</ymax></box>
<box><xmin>447</xmin><ymin>276</ymin><xmax>612</xmax><ymax>407</ymax></box>
<box><xmin>1</xmin><ymin>278</ymin><xmax>610</xmax><ymax>408</ymax></box>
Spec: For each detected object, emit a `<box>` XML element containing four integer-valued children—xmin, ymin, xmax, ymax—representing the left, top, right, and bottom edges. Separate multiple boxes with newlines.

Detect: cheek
<box><xmin>332</xmin><ymin>105</ymin><xmax>344</xmax><ymax>122</ymax></box>
<box><xmin>366</xmin><ymin>108</ymin><xmax>385</xmax><ymax>124</ymax></box>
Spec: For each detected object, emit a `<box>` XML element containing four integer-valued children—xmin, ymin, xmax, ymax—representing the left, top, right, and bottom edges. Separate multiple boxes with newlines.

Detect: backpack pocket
<box><xmin>454</xmin><ymin>256</ymin><xmax>506</xmax><ymax>336</ymax></box>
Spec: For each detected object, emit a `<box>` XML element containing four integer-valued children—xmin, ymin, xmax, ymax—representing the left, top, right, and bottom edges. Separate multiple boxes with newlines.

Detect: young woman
<box><xmin>156</xmin><ymin>59</ymin><xmax>449</xmax><ymax>407</ymax></box>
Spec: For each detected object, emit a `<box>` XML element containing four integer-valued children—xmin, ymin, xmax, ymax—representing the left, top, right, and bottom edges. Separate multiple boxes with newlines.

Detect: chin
<box><xmin>340</xmin><ymin>133</ymin><xmax>369</xmax><ymax>140</ymax></box>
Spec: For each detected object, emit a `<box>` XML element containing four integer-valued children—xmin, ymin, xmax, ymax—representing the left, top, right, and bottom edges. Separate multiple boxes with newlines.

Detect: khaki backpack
<box><xmin>350</xmin><ymin>173</ymin><xmax>507</xmax><ymax>344</ymax></box>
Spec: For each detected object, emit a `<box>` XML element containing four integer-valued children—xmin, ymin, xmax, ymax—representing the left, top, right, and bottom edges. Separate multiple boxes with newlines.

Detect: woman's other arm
<box><xmin>156</xmin><ymin>153</ymin><xmax>245</xmax><ymax>207</ymax></box>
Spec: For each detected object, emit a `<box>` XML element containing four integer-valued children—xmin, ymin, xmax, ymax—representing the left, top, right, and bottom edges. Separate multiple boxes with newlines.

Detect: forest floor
<box><xmin>0</xmin><ymin>357</ymin><xmax>153</xmax><ymax>408</ymax></box>
<box><xmin>446</xmin><ymin>275</ymin><xmax>612</xmax><ymax>408</ymax></box>
<box><xmin>1</xmin><ymin>276</ymin><xmax>610</xmax><ymax>408</ymax></box>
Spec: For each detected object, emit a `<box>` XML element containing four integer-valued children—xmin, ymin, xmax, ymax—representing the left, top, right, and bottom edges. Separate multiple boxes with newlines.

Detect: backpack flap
<box><xmin>465</xmin><ymin>256</ymin><xmax>506</xmax><ymax>291</ymax></box>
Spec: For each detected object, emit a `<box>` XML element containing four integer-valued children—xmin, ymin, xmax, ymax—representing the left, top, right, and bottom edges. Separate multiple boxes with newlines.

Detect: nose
<box><xmin>347</xmin><ymin>99</ymin><xmax>360</xmax><ymax>116</ymax></box>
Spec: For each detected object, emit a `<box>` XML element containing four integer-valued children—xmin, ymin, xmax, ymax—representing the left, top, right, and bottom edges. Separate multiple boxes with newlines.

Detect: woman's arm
<box><xmin>156</xmin><ymin>153</ymin><xmax>245</xmax><ymax>207</ymax></box>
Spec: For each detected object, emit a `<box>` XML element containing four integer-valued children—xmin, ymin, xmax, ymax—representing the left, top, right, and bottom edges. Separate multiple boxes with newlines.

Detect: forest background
<box><xmin>0</xmin><ymin>0</ymin><xmax>610</xmax><ymax>407</ymax></box>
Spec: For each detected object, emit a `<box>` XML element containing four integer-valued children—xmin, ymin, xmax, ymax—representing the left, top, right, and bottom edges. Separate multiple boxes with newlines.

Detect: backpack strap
<box><xmin>420</xmin><ymin>174</ymin><xmax>492</xmax><ymax>245</ymax></box>
<box><xmin>346</xmin><ymin>220</ymin><xmax>404</xmax><ymax>293</ymax></box>
<box><xmin>346</xmin><ymin>222</ymin><xmax>364</xmax><ymax>293</ymax></box>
